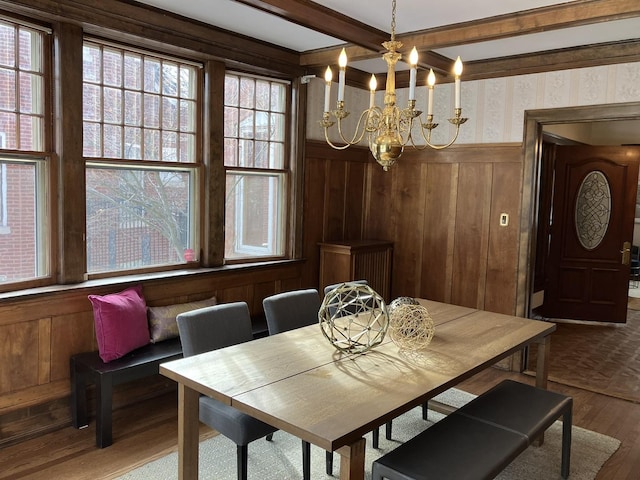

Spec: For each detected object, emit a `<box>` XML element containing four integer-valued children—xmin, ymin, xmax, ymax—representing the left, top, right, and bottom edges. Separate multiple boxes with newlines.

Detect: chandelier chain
<box><xmin>390</xmin><ymin>0</ymin><xmax>396</xmax><ymax>41</ymax></box>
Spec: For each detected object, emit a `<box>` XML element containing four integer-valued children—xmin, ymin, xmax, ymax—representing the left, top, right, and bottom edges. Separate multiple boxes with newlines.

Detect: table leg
<box><xmin>178</xmin><ymin>384</ymin><xmax>200</xmax><ymax>480</ymax></box>
<box><xmin>535</xmin><ymin>334</ymin><xmax>551</xmax><ymax>390</ymax></box>
<box><xmin>336</xmin><ymin>437</ymin><xmax>366</xmax><ymax>480</ymax></box>
<box><xmin>534</xmin><ymin>334</ymin><xmax>551</xmax><ymax>446</ymax></box>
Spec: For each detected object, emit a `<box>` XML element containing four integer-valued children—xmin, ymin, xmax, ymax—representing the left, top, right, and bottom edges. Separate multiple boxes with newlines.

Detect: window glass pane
<box><xmin>179</xmin><ymin>133</ymin><xmax>194</xmax><ymax>163</ymax></box>
<box><xmin>239</xmin><ymin>109</ymin><xmax>253</xmax><ymax>139</ymax></box>
<box><xmin>162</xmin><ymin>97</ymin><xmax>178</xmax><ymax>130</ymax></box>
<box><xmin>143</xmin><ymin>93</ymin><xmax>160</xmax><ymax>128</ymax></box>
<box><xmin>124</xmin><ymin>90</ymin><xmax>141</xmax><ymax>125</ymax></box>
<box><xmin>86</xmin><ymin>167</ymin><xmax>193</xmax><ymax>272</ymax></box>
<box><xmin>103</xmin><ymin>87</ymin><xmax>122</xmax><ymax>123</ymax></box>
<box><xmin>224</xmin><ymin>75</ymin><xmax>238</xmax><ymax>106</ymax></box>
<box><xmin>19</xmin><ymin>28</ymin><xmax>41</xmax><ymax>72</ymax></box>
<box><xmin>224</xmin><ymin>106</ymin><xmax>238</xmax><ymax>137</ymax></box>
<box><xmin>180</xmin><ymin>66</ymin><xmax>195</xmax><ymax>99</ymax></box>
<box><xmin>124</xmin><ymin>126</ymin><xmax>141</xmax><ymax>159</ymax></box>
<box><xmin>271</xmin><ymin>112</ymin><xmax>285</xmax><ymax>142</ymax></box>
<box><xmin>83</xmin><ymin>122</ymin><xmax>101</xmax><ymax>157</ymax></box>
<box><xmin>0</xmin><ymin>68</ymin><xmax>16</xmax><ymax>110</ymax></box>
<box><xmin>83</xmin><ymin>84</ymin><xmax>101</xmax><ymax>121</ymax></box>
<box><xmin>104</xmin><ymin>124</ymin><xmax>122</xmax><ymax>158</ymax></box>
<box><xmin>270</xmin><ymin>83</ymin><xmax>286</xmax><ymax>112</ymax></box>
<box><xmin>162</xmin><ymin>131</ymin><xmax>178</xmax><ymax>162</ymax></box>
<box><xmin>82</xmin><ymin>44</ymin><xmax>101</xmax><ymax>82</ymax></box>
<box><xmin>239</xmin><ymin>77</ymin><xmax>254</xmax><ymax>108</ymax></box>
<box><xmin>255</xmin><ymin>80</ymin><xmax>270</xmax><ymax>111</ymax></box>
<box><xmin>269</xmin><ymin>142</ymin><xmax>284</xmax><ymax>169</ymax></box>
<box><xmin>224</xmin><ymin>172</ymin><xmax>284</xmax><ymax>259</ymax></box>
<box><xmin>19</xmin><ymin>72</ymin><xmax>42</xmax><ymax>114</ymax></box>
<box><xmin>0</xmin><ymin>23</ymin><xmax>15</xmax><ymax>67</ymax></box>
<box><xmin>103</xmin><ymin>48</ymin><xmax>122</xmax><ymax>87</ymax></box>
<box><xmin>19</xmin><ymin>114</ymin><xmax>42</xmax><ymax>151</ymax></box>
<box><xmin>0</xmin><ymin>159</ymin><xmax>48</xmax><ymax>282</ymax></box>
<box><xmin>144</xmin><ymin>129</ymin><xmax>160</xmax><ymax>161</ymax></box>
<box><xmin>0</xmin><ymin>112</ymin><xmax>17</xmax><ymax>149</ymax></box>
<box><xmin>124</xmin><ymin>53</ymin><xmax>141</xmax><ymax>90</ymax></box>
<box><xmin>224</xmin><ymin>138</ymin><xmax>237</xmax><ymax>167</ymax></box>
<box><xmin>144</xmin><ymin>58</ymin><xmax>161</xmax><ymax>93</ymax></box>
<box><xmin>162</xmin><ymin>62</ymin><xmax>178</xmax><ymax>96</ymax></box>
<box><xmin>239</xmin><ymin>139</ymin><xmax>254</xmax><ymax>167</ymax></box>
<box><xmin>180</xmin><ymin>100</ymin><xmax>195</xmax><ymax>132</ymax></box>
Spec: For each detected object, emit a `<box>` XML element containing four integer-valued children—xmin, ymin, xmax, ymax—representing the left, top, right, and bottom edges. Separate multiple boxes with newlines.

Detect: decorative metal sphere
<box><xmin>319</xmin><ymin>282</ymin><xmax>389</xmax><ymax>354</ymax></box>
<box><xmin>388</xmin><ymin>303</ymin><xmax>435</xmax><ymax>351</ymax></box>
<box><xmin>388</xmin><ymin>296</ymin><xmax>419</xmax><ymax>315</ymax></box>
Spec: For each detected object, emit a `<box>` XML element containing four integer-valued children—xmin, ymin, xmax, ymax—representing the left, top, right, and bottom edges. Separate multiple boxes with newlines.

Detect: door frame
<box><xmin>517</xmin><ymin>102</ymin><xmax>640</xmax><ymax>319</ymax></box>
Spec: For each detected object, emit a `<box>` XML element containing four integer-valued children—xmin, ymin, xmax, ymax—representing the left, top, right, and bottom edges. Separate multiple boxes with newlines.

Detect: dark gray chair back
<box><xmin>323</xmin><ymin>279</ymin><xmax>368</xmax><ymax>296</ymax></box>
<box><xmin>262</xmin><ymin>289</ymin><xmax>321</xmax><ymax>335</ymax></box>
<box><xmin>177</xmin><ymin>302</ymin><xmax>253</xmax><ymax>357</ymax></box>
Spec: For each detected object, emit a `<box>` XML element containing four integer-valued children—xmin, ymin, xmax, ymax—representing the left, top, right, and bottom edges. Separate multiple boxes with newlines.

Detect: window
<box><xmin>0</xmin><ymin>19</ymin><xmax>49</xmax><ymax>285</ymax></box>
<box><xmin>224</xmin><ymin>73</ymin><xmax>288</xmax><ymax>260</ymax></box>
<box><xmin>83</xmin><ymin>41</ymin><xmax>201</xmax><ymax>274</ymax></box>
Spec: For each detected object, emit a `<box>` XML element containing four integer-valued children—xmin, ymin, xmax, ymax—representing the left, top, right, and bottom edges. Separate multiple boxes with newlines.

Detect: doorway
<box><xmin>516</xmin><ymin>102</ymin><xmax>640</xmax><ymax>320</ymax></box>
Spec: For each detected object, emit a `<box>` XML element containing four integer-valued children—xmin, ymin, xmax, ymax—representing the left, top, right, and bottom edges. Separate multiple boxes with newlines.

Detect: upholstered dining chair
<box><xmin>262</xmin><ymin>289</ymin><xmax>334</xmax><ymax>478</ymax></box>
<box><xmin>177</xmin><ymin>302</ymin><xmax>290</xmax><ymax>480</ymax></box>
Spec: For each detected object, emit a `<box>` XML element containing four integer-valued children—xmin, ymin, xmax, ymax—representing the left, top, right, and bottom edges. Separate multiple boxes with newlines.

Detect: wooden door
<box><xmin>542</xmin><ymin>145</ymin><xmax>640</xmax><ymax>323</ymax></box>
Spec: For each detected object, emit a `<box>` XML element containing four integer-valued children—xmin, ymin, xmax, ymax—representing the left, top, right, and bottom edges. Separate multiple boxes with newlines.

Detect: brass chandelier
<box><xmin>319</xmin><ymin>0</ymin><xmax>468</xmax><ymax>171</ymax></box>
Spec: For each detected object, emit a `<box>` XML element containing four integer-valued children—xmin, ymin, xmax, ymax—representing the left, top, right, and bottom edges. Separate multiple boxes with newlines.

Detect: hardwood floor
<box><xmin>1</xmin><ymin>368</ymin><xmax>639</xmax><ymax>479</ymax></box>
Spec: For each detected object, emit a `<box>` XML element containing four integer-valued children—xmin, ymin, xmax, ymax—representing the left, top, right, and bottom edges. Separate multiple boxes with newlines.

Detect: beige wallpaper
<box><xmin>307</xmin><ymin>61</ymin><xmax>640</xmax><ymax>146</ymax></box>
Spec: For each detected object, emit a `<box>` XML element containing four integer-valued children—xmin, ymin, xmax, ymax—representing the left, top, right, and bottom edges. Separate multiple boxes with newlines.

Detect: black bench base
<box><xmin>372</xmin><ymin>380</ymin><xmax>572</xmax><ymax>480</ymax></box>
<box><xmin>70</xmin><ymin>338</ymin><xmax>182</xmax><ymax>448</ymax></box>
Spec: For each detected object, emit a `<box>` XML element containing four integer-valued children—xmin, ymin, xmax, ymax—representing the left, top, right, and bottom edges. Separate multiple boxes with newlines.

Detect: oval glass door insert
<box><xmin>575</xmin><ymin>170</ymin><xmax>611</xmax><ymax>250</ymax></box>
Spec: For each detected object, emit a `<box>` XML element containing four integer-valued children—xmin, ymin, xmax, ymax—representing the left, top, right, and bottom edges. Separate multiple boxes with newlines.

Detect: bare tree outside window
<box><xmin>83</xmin><ymin>41</ymin><xmax>200</xmax><ymax>273</ymax></box>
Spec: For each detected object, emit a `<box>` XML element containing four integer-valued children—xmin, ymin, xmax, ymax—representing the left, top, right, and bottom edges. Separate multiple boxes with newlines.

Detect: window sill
<box><xmin>0</xmin><ymin>259</ymin><xmax>304</xmax><ymax>303</ymax></box>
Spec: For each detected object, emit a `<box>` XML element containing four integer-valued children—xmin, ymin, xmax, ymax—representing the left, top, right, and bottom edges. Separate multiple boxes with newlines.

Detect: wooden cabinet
<box><xmin>319</xmin><ymin>240</ymin><xmax>393</xmax><ymax>300</ymax></box>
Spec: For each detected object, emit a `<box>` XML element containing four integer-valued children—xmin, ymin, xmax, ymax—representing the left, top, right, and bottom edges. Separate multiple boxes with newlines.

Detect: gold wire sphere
<box><xmin>319</xmin><ymin>282</ymin><xmax>389</xmax><ymax>354</ymax></box>
<box><xmin>388</xmin><ymin>303</ymin><xmax>435</xmax><ymax>350</ymax></box>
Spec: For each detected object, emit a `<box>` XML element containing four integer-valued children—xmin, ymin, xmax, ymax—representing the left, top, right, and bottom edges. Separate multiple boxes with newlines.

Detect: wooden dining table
<box><xmin>160</xmin><ymin>299</ymin><xmax>555</xmax><ymax>480</ymax></box>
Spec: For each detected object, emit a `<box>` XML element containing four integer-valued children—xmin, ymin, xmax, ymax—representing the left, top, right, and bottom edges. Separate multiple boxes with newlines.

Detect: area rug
<box><xmin>115</xmin><ymin>388</ymin><xmax>620</xmax><ymax>480</ymax></box>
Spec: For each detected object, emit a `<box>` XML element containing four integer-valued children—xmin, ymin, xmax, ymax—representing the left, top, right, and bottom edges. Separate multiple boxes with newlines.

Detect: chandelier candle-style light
<box><xmin>319</xmin><ymin>0</ymin><xmax>468</xmax><ymax>171</ymax></box>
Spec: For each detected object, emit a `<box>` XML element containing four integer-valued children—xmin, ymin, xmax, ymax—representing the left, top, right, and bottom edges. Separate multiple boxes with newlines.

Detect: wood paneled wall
<box><xmin>303</xmin><ymin>140</ymin><xmax>523</xmax><ymax>314</ymax></box>
<box><xmin>0</xmin><ymin>262</ymin><xmax>303</xmax><ymax>446</ymax></box>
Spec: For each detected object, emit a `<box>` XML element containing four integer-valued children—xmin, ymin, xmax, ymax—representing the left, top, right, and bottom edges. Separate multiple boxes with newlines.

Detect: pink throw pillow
<box><xmin>88</xmin><ymin>285</ymin><xmax>150</xmax><ymax>362</ymax></box>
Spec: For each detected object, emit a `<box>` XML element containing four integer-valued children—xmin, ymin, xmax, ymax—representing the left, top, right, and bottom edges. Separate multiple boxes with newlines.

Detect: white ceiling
<box><xmin>133</xmin><ymin>0</ymin><xmax>640</xmax><ymax>74</ymax></box>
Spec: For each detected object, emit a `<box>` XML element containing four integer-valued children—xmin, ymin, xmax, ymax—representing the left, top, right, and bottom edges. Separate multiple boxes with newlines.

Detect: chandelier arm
<box><xmin>417</xmin><ymin>122</ymin><xmax>463</xmax><ymax>150</ymax></box>
<box><xmin>335</xmin><ymin>108</ymin><xmax>378</xmax><ymax>146</ymax></box>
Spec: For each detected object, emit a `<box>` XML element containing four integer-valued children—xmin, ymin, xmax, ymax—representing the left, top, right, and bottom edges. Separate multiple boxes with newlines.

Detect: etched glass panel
<box><xmin>575</xmin><ymin>170</ymin><xmax>611</xmax><ymax>250</ymax></box>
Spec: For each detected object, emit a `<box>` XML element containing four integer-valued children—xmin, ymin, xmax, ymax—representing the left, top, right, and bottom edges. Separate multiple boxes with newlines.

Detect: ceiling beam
<box><xmin>300</xmin><ymin>0</ymin><xmax>640</xmax><ymax>68</ymax></box>
<box><xmin>232</xmin><ymin>0</ymin><xmax>389</xmax><ymax>51</ymax></box>
<box><xmin>462</xmin><ymin>39</ymin><xmax>640</xmax><ymax>81</ymax></box>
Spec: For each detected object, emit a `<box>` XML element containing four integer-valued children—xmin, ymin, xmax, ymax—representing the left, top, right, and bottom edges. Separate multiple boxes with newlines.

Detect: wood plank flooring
<box><xmin>1</xmin><ymin>368</ymin><xmax>639</xmax><ymax>479</ymax></box>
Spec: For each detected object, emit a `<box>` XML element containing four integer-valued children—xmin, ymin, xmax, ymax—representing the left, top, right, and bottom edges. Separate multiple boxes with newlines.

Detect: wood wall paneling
<box><xmin>305</xmin><ymin>141</ymin><xmax>522</xmax><ymax>315</ymax></box>
<box><xmin>389</xmin><ymin>158</ymin><xmax>427</xmax><ymax>297</ymax></box>
<box><xmin>451</xmin><ymin>163</ymin><xmax>493</xmax><ymax>309</ymax></box>
<box><xmin>484</xmin><ymin>163</ymin><xmax>522</xmax><ymax>314</ymax></box>
<box><xmin>420</xmin><ymin>163</ymin><xmax>459</xmax><ymax>303</ymax></box>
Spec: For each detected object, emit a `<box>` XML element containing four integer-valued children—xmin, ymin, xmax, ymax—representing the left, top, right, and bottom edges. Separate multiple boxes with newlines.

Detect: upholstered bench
<box><xmin>70</xmin><ymin>338</ymin><xmax>183</xmax><ymax>448</ymax></box>
<box><xmin>372</xmin><ymin>380</ymin><xmax>572</xmax><ymax>480</ymax></box>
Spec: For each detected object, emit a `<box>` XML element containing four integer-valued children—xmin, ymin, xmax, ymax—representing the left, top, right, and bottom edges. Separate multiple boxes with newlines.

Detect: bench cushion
<box><xmin>88</xmin><ymin>285</ymin><xmax>150</xmax><ymax>362</ymax></box>
<box><xmin>454</xmin><ymin>380</ymin><xmax>572</xmax><ymax>442</ymax></box>
<box><xmin>372</xmin><ymin>413</ymin><xmax>528</xmax><ymax>480</ymax></box>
